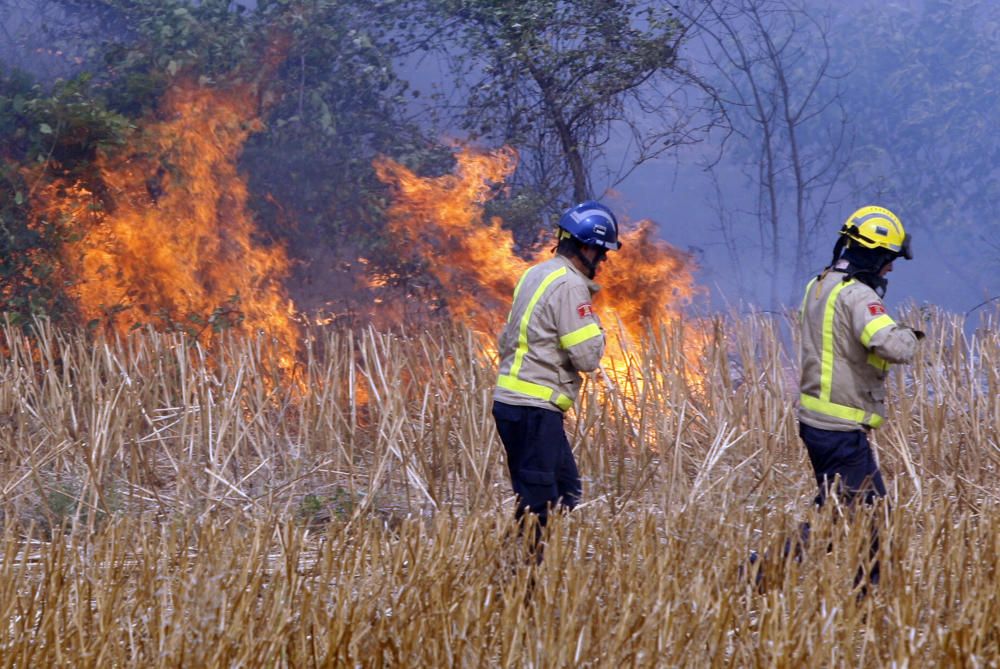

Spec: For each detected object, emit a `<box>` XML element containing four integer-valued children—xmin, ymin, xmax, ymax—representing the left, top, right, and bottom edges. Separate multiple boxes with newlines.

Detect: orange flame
<box><xmin>373</xmin><ymin>147</ymin><xmax>704</xmax><ymax>389</ymax></box>
<box><xmin>373</xmin><ymin>147</ymin><xmax>527</xmax><ymax>335</ymax></box>
<box><xmin>29</xmin><ymin>80</ymin><xmax>298</xmax><ymax>367</ymax></box>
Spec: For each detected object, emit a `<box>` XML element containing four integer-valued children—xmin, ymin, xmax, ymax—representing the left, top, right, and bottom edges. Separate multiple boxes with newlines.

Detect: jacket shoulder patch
<box><xmin>867</xmin><ymin>302</ymin><xmax>886</xmax><ymax>316</ymax></box>
<box><xmin>576</xmin><ymin>302</ymin><xmax>594</xmax><ymax>318</ymax></box>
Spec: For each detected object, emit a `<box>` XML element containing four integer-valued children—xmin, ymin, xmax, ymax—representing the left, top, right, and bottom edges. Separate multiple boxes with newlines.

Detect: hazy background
<box><xmin>2</xmin><ymin>0</ymin><xmax>996</xmax><ymax>321</ymax></box>
<box><xmin>616</xmin><ymin>0</ymin><xmax>1000</xmax><ymax>318</ymax></box>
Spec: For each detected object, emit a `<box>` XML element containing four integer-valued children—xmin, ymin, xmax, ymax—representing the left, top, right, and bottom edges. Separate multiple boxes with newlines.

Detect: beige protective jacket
<box><xmin>494</xmin><ymin>255</ymin><xmax>605</xmax><ymax>412</ymax></box>
<box><xmin>798</xmin><ymin>266</ymin><xmax>918</xmax><ymax>431</ymax></box>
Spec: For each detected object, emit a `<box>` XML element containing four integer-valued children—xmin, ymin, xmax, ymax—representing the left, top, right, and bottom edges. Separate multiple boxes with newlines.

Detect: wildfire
<box><xmin>372</xmin><ymin>148</ymin><xmax>527</xmax><ymax>335</ymax></box>
<box><xmin>373</xmin><ymin>147</ymin><xmax>704</xmax><ymax>391</ymax></box>
<box><xmin>29</xmin><ymin>80</ymin><xmax>299</xmax><ymax>367</ymax></box>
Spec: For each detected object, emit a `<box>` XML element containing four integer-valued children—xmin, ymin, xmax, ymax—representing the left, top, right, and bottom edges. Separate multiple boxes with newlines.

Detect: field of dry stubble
<box><xmin>0</xmin><ymin>307</ymin><xmax>998</xmax><ymax>667</ymax></box>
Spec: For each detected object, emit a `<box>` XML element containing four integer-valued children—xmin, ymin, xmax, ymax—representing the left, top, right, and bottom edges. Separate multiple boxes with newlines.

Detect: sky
<box><xmin>613</xmin><ymin>141</ymin><xmax>997</xmax><ymax>320</ymax></box>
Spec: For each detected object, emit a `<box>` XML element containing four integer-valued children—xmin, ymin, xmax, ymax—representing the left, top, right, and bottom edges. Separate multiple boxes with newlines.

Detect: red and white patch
<box><xmin>867</xmin><ymin>302</ymin><xmax>886</xmax><ymax>316</ymax></box>
<box><xmin>576</xmin><ymin>302</ymin><xmax>594</xmax><ymax>318</ymax></box>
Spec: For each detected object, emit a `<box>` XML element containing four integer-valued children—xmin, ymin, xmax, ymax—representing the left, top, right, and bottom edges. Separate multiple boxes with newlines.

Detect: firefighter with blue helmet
<box><xmin>492</xmin><ymin>201</ymin><xmax>621</xmax><ymax>546</ymax></box>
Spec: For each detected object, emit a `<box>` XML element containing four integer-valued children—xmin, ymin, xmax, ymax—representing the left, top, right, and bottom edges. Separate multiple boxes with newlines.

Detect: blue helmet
<box><xmin>557</xmin><ymin>201</ymin><xmax>622</xmax><ymax>250</ymax></box>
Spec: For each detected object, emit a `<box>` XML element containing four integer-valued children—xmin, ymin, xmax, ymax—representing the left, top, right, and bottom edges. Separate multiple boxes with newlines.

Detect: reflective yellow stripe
<box><xmin>867</xmin><ymin>352</ymin><xmax>889</xmax><ymax>372</ymax></box>
<box><xmin>509</xmin><ymin>266</ymin><xmax>566</xmax><ymax>378</ymax></box>
<box><xmin>500</xmin><ymin>265</ymin><xmax>573</xmax><ymax>411</ymax></box>
<box><xmin>861</xmin><ymin>314</ymin><xmax>895</xmax><ymax>347</ymax></box>
<box><xmin>800</xmin><ymin>393</ymin><xmax>884</xmax><ymax>429</ymax></box>
<box><xmin>808</xmin><ymin>277</ymin><xmax>885</xmax><ymax>428</ymax></box>
<box><xmin>497</xmin><ymin>375</ymin><xmax>573</xmax><ymax>411</ymax></box>
<box><xmin>820</xmin><ymin>280</ymin><xmax>852</xmax><ymax>401</ymax></box>
<box><xmin>505</xmin><ymin>270</ymin><xmax>530</xmax><ymax>324</ymax></box>
<box><xmin>559</xmin><ymin>322</ymin><xmax>602</xmax><ymax>349</ymax></box>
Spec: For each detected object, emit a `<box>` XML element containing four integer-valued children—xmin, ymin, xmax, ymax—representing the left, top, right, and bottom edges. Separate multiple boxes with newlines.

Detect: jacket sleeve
<box><xmin>847</xmin><ymin>289</ymin><xmax>918</xmax><ymax>364</ymax></box>
<box><xmin>554</xmin><ymin>281</ymin><xmax>605</xmax><ymax>372</ymax></box>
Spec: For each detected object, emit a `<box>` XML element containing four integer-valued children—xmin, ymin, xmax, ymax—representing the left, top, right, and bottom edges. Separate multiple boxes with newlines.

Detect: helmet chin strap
<box><xmin>572</xmin><ymin>244</ymin><xmax>599</xmax><ymax>279</ymax></box>
<box><xmin>828</xmin><ymin>237</ymin><xmax>896</xmax><ymax>298</ymax></box>
<box><xmin>824</xmin><ymin>235</ymin><xmax>896</xmax><ymax>299</ymax></box>
<box><xmin>555</xmin><ymin>230</ymin><xmax>604</xmax><ymax>279</ymax></box>
<box><xmin>840</xmin><ymin>259</ymin><xmax>892</xmax><ymax>299</ymax></box>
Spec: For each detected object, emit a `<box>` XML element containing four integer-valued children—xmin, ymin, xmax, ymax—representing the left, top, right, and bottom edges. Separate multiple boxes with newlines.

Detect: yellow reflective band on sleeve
<box><xmin>867</xmin><ymin>352</ymin><xmax>890</xmax><ymax>372</ymax></box>
<box><xmin>559</xmin><ymin>322</ymin><xmax>602</xmax><ymax>349</ymax></box>
<box><xmin>497</xmin><ymin>375</ymin><xmax>573</xmax><ymax>411</ymax></box>
<box><xmin>509</xmin><ymin>266</ymin><xmax>566</xmax><ymax>378</ymax></box>
<box><xmin>800</xmin><ymin>393</ymin><xmax>884</xmax><ymax>429</ymax></box>
<box><xmin>861</xmin><ymin>314</ymin><xmax>895</xmax><ymax>347</ymax></box>
<box><xmin>820</xmin><ymin>280</ymin><xmax>852</xmax><ymax>401</ymax></box>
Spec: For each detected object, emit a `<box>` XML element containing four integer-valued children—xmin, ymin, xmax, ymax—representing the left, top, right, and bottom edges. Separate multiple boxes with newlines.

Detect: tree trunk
<box><xmin>526</xmin><ymin>61</ymin><xmax>590</xmax><ymax>202</ymax></box>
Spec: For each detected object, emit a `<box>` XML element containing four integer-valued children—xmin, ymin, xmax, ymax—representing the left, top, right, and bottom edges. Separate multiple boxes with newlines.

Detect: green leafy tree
<box><xmin>241</xmin><ymin>0</ymin><xmax>451</xmax><ymax>313</ymax></box>
<box><xmin>0</xmin><ymin>0</ymin><xmax>266</xmax><ymax>327</ymax></box>
<box><xmin>1</xmin><ymin>0</ymin><xmax>453</xmax><ymax>324</ymax></box>
<box><xmin>75</xmin><ymin>0</ymin><xmax>263</xmax><ymax>112</ymax></box>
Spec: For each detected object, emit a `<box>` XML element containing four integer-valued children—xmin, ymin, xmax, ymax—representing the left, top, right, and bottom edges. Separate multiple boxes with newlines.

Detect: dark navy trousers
<box><xmin>492</xmin><ymin>401</ymin><xmax>581</xmax><ymax>526</ymax></box>
<box><xmin>800</xmin><ymin>422</ymin><xmax>887</xmax><ymax>507</ymax></box>
<box><xmin>797</xmin><ymin>423</ymin><xmax>888</xmax><ymax>587</ymax></box>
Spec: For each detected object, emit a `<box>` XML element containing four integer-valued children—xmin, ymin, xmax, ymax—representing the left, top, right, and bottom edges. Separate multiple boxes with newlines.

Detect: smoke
<box><xmin>4</xmin><ymin>0</ymin><xmax>996</xmax><ymax>328</ymax></box>
<box><xmin>0</xmin><ymin>1</ymin><xmax>125</xmax><ymax>81</ymax></box>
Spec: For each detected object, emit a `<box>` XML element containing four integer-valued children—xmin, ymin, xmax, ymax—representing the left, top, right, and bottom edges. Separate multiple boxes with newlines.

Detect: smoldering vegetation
<box><xmin>0</xmin><ymin>307</ymin><xmax>997</xmax><ymax>666</ymax></box>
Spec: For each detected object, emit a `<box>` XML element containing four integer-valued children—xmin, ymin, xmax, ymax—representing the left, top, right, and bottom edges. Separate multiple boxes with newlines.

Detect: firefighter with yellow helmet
<box><xmin>799</xmin><ymin>205</ymin><xmax>921</xmax><ymax>503</ymax></box>
<box><xmin>797</xmin><ymin>205</ymin><xmax>922</xmax><ymax>584</ymax></box>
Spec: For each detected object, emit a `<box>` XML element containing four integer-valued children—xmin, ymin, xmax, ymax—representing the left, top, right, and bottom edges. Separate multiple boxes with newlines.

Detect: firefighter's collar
<box><xmin>555</xmin><ymin>254</ymin><xmax>601</xmax><ymax>293</ymax></box>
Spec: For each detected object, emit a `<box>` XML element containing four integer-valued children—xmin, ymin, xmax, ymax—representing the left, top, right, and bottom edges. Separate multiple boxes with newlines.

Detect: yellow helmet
<box><xmin>839</xmin><ymin>205</ymin><xmax>912</xmax><ymax>260</ymax></box>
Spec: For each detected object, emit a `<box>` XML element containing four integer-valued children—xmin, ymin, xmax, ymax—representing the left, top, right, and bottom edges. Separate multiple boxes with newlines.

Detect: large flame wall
<box><xmin>27</xmin><ymin>81</ymin><xmax>698</xmax><ymax>384</ymax></box>
<box><xmin>374</xmin><ymin>148</ymin><xmax>701</xmax><ymax>351</ymax></box>
<box><xmin>29</xmin><ymin>81</ymin><xmax>298</xmax><ymax>364</ymax></box>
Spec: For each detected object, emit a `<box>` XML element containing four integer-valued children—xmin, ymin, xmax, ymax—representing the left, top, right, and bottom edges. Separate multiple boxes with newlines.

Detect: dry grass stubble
<box><xmin>0</xmin><ymin>307</ymin><xmax>997</xmax><ymax>666</ymax></box>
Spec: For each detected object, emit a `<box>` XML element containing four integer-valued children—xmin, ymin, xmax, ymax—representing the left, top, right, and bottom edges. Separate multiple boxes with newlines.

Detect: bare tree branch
<box><xmin>678</xmin><ymin>0</ymin><xmax>853</xmax><ymax>307</ymax></box>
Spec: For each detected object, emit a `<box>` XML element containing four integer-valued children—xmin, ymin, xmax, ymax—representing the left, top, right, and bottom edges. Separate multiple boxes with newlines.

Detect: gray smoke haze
<box><xmin>404</xmin><ymin>0</ymin><xmax>999</xmax><ymax>320</ymax></box>
<box><xmin>0</xmin><ymin>1</ymin><xmax>109</xmax><ymax>79</ymax></box>
<box><xmin>3</xmin><ymin>0</ymin><xmax>996</xmax><ymax>322</ymax></box>
<box><xmin>629</xmin><ymin>0</ymin><xmax>1000</xmax><ymax>320</ymax></box>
